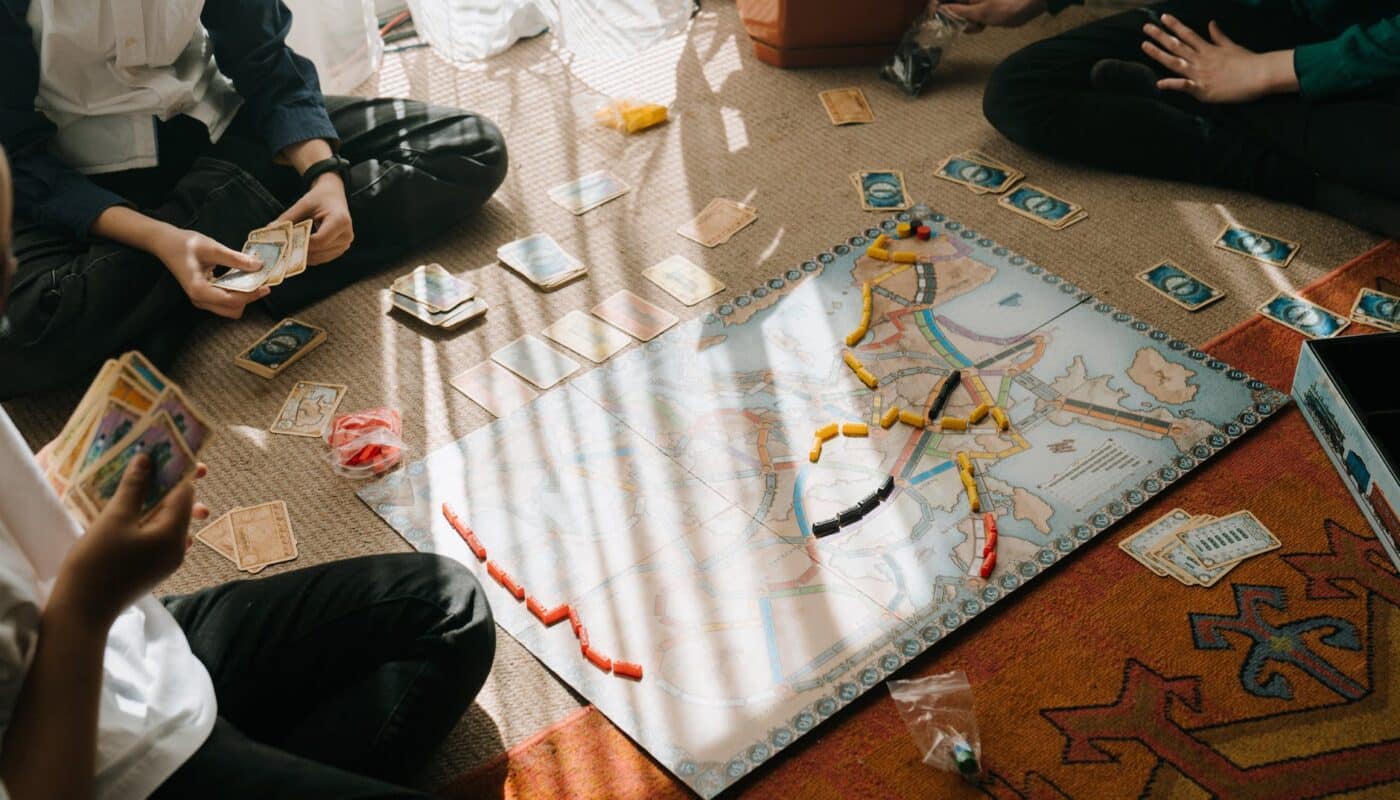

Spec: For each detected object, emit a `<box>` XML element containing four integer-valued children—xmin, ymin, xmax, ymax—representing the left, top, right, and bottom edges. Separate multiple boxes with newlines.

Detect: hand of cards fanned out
<box><xmin>212</xmin><ymin>219</ymin><xmax>313</xmax><ymax>293</ymax></box>
<box><xmin>1118</xmin><ymin>508</ymin><xmax>1280</xmax><ymax>587</ymax></box>
<box><xmin>44</xmin><ymin>352</ymin><xmax>211</xmax><ymax>525</ymax></box>
<box><xmin>389</xmin><ymin>263</ymin><xmax>488</xmax><ymax>329</ymax></box>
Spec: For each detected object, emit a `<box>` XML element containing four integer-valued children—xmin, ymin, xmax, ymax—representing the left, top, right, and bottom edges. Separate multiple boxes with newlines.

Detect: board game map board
<box><xmin>358</xmin><ymin>205</ymin><xmax>1289</xmax><ymax>797</ymax></box>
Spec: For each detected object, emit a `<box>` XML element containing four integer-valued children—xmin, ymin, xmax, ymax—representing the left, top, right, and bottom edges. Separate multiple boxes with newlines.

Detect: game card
<box><xmin>854</xmin><ymin>170</ymin><xmax>911</xmax><ymax>212</ymax></box>
<box><xmin>449</xmin><ymin>361</ymin><xmax>540</xmax><ymax>418</ymax></box>
<box><xmin>491</xmin><ymin>334</ymin><xmax>580</xmax><ymax>389</ymax></box>
<box><xmin>391</xmin><ymin>263</ymin><xmax>475</xmax><ymax>312</ymax></box>
<box><xmin>547</xmin><ymin>170</ymin><xmax>631</xmax><ymax>215</ymax></box>
<box><xmin>196</xmin><ymin>511</ymin><xmax>238</xmax><ymax>564</ymax></box>
<box><xmin>215</xmin><ymin>240</ymin><xmax>280</xmax><ymax>292</ymax></box>
<box><xmin>1349</xmin><ymin>287</ymin><xmax>1400</xmax><ymax>331</ymax></box>
<box><xmin>997</xmin><ymin>184</ymin><xmax>1086</xmax><ymax>230</ymax></box>
<box><xmin>543</xmin><ymin>310</ymin><xmax>633</xmax><ymax>362</ymax></box>
<box><xmin>644</xmin><ymin>255</ymin><xmax>725</xmax><ymax>305</ymax></box>
<box><xmin>230</xmin><ymin>500</ymin><xmax>298</xmax><ymax>573</ymax></box>
<box><xmin>152</xmin><ymin>385</ymin><xmax>214</xmax><ymax>454</ymax></box>
<box><xmin>270</xmin><ymin>381</ymin><xmax>347</xmax><ymax>437</ymax></box>
<box><xmin>73</xmin><ymin>398</ymin><xmax>144</xmax><ymax>475</ymax></box>
<box><xmin>1117</xmin><ymin>507</ymin><xmax>1192</xmax><ymax>577</ymax></box>
<box><xmin>284</xmin><ymin>219</ymin><xmax>312</xmax><ymax>279</ymax></box>
<box><xmin>591</xmin><ymin>290</ymin><xmax>678</xmax><ymax>341</ymax></box>
<box><xmin>74</xmin><ymin>411</ymin><xmax>197</xmax><ymax>519</ymax></box>
<box><xmin>1214</xmin><ymin>224</ymin><xmax>1299</xmax><ymax>268</ymax></box>
<box><xmin>1176</xmin><ymin>510</ymin><xmax>1280</xmax><ymax>567</ymax></box>
<box><xmin>676</xmin><ymin>199</ymin><xmax>757</xmax><ymax>248</ymax></box>
<box><xmin>391</xmin><ymin>294</ymin><xmax>488</xmax><ymax>330</ymax></box>
<box><xmin>818</xmin><ymin>88</ymin><xmax>874</xmax><ymax>125</ymax></box>
<box><xmin>1136</xmin><ymin>261</ymin><xmax>1226</xmax><ymax>312</ymax></box>
<box><xmin>1258</xmin><ymin>292</ymin><xmax>1350</xmax><ymax>339</ymax></box>
<box><xmin>235</xmin><ymin>318</ymin><xmax>328</xmax><ymax>378</ymax></box>
<box><xmin>934</xmin><ymin>151</ymin><xmax>1021</xmax><ymax>195</ymax></box>
<box><xmin>497</xmin><ymin>234</ymin><xmax>587</xmax><ymax>288</ymax></box>
<box><xmin>123</xmin><ymin>350</ymin><xmax>170</xmax><ymax>393</ymax></box>
<box><xmin>247</xmin><ymin>221</ymin><xmax>294</xmax><ymax>285</ymax></box>
<box><xmin>1155</xmin><ymin>537</ymin><xmax>1235</xmax><ymax>587</ymax></box>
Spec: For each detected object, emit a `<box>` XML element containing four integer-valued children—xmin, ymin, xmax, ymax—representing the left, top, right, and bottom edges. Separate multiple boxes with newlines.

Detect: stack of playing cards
<box><xmin>818</xmin><ymin>88</ymin><xmax>875</xmax><ymax>126</ymax></box>
<box><xmin>234</xmin><ymin>317</ymin><xmax>328</xmax><ymax>378</ymax></box>
<box><xmin>997</xmin><ymin>183</ymin><xmax>1087</xmax><ymax>230</ymax></box>
<box><xmin>1119</xmin><ymin>508</ymin><xmax>1281</xmax><ymax>587</ymax></box>
<box><xmin>388</xmin><ymin>263</ymin><xmax>488</xmax><ymax>329</ymax></box>
<box><xmin>850</xmin><ymin>171</ymin><xmax>911</xmax><ymax>212</ymax></box>
<box><xmin>44</xmin><ymin>352</ymin><xmax>211</xmax><ymax>524</ymax></box>
<box><xmin>497</xmin><ymin>234</ymin><xmax>587</xmax><ymax>289</ymax></box>
<box><xmin>547</xmin><ymin>170</ymin><xmax>630</xmax><ymax>215</ymax></box>
<box><xmin>1349</xmin><ymin>287</ymin><xmax>1400</xmax><ymax>332</ymax></box>
<box><xmin>677</xmin><ymin>199</ymin><xmax>758</xmax><ymax>247</ymax></box>
<box><xmin>934</xmin><ymin>150</ymin><xmax>1023</xmax><ymax>195</ymax></box>
<box><xmin>212</xmin><ymin>219</ymin><xmax>313</xmax><ymax>293</ymax></box>
<box><xmin>196</xmin><ymin>500</ymin><xmax>298</xmax><ymax>573</ymax></box>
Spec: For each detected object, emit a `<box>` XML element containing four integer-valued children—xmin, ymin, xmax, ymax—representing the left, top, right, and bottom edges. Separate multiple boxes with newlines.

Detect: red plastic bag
<box><xmin>325</xmin><ymin>407</ymin><xmax>405</xmax><ymax>478</ymax></box>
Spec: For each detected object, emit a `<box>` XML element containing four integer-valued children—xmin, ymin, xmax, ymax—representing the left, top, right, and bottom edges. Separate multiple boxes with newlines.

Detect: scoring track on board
<box><xmin>358</xmin><ymin>204</ymin><xmax>1287</xmax><ymax>797</ymax></box>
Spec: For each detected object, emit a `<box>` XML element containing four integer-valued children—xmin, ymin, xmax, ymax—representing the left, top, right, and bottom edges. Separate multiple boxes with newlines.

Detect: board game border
<box><xmin>360</xmin><ymin>204</ymin><xmax>1290</xmax><ymax>798</ymax></box>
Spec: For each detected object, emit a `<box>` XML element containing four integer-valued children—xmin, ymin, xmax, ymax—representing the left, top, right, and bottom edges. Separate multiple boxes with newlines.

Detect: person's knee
<box><xmin>430</xmin><ymin>107</ymin><xmax>509</xmax><ymax>200</ymax></box>
<box><xmin>416</xmin><ymin>552</ymin><xmax>496</xmax><ymax>665</ymax></box>
<box><xmin>982</xmin><ymin>43</ymin><xmax>1060</xmax><ymax>153</ymax></box>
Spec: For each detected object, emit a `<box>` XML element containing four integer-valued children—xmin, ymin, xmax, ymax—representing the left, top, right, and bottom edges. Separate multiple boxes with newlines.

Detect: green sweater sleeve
<box><xmin>1293</xmin><ymin>14</ymin><xmax>1400</xmax><ymax>98</ymax></box>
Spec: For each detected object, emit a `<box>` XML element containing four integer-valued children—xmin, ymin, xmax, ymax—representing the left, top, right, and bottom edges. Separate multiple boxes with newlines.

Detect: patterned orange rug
<box><xmin>442</xmin><ymin>241</ymin><xmax>1400</xmax><ymax>800</ymax></box>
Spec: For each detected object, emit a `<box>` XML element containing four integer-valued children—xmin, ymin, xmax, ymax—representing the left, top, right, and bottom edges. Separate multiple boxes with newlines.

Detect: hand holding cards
<box><xmin>213</xmin><ymin>219</ymin><xmax>313</xmax><ymax>292</ymax></box>
<box><xmin>47</xmin><ymin>351</ymin><xmax>211</xmax><ymax>524</ymax></box>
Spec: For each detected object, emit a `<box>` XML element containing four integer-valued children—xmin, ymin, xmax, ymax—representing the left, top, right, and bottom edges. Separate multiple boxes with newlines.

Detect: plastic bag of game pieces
<box><xmin>591</xmin><ymin>97</ymin><xmax>669</xmax><ymax>135</ymax></box>
<box><xmin>888</xmin><ymin>670</ymin><xmax>983</xmax><ymax>780</ymax></box>
<box><xmin>324</xmin><ymin>407</ymin><xmax>405</xmax><ymax>479</ymax></box>
<box><xmin>881</xmin><ymin>4</ymin><xmax>969</xmax><ymax>97</ymax></box>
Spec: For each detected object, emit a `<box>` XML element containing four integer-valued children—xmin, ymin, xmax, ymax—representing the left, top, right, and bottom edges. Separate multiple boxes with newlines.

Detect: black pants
<box><xmin>153</xmin><ymin>553</ymin><xmax>495</xmax><ymax>799</ymax></box>
<box><xmin>983</xmin><ymin>0</ymin><xmax>1400</xmax><ymax>208</ymax></box>
<box><xmin>0</xmin><ymin>96</ymin><xmax>507</xmax><ymax>400</ymax></box>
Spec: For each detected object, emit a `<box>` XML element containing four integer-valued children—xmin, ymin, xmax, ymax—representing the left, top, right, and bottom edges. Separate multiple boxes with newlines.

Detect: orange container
<box><xmin>736</xmin><ymin>0</ymin><xmax>929</xmax><ymax>68</ymax></box>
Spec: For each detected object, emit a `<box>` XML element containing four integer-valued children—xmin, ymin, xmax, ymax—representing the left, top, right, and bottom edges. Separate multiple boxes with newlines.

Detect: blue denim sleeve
<box><xmin>202</xmin><ymin>0</ymin><xmax>340</xmax><ymax>156</ymax></box>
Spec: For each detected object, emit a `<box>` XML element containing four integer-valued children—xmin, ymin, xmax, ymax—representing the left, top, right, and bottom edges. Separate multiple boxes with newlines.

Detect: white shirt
<box><xmin>0</xmin><ymin>409</ymin><xmax>216</xmax><ymax>799</ymax></box>
<box><xmin>27</xmin><ymin>0</ymin><xmax>243</xmax><ymax>174</ymax></box>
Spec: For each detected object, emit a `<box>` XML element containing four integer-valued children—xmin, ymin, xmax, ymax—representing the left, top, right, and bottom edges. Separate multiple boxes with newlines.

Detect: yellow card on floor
<box><xmin>229</xmin><ymin>500</ymin><xmax>298</xmax><ymax>573</ymax></box>
<box><xmin>270</xmin><ymin>381</ymin><xmax>346</xmax><ymax>438</ymax></box>
<box><xmin>591</xmin><ymin>290</ymin><xmax>678</xmax><ymax>342</ymax></box>
<box><xmin>644</xmin><ymin>255</ymin><xmax>725</xmax><ymax>306</ymax></box>
<box><xmin>450</xmin><ymin>361</ymin><xmax>539</xmax><ymax>418</ymax></box>
<box><xmin>818</xmin><ymin>87</ymin><xmax>874</xmax><ymax>125</ymax></box>
<box><xmin>542</xmin><ymin>309</ymin><xmax>633</xmax><ymax>362</ymax></box>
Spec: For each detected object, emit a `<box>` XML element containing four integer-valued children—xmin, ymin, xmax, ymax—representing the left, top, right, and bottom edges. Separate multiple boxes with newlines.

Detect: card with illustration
<box><xmin>391</xmin><ymin>294</ymin><xmax>488</xmax><ymax>330</ymax></box>
<box><xmin>934</xmin><ymin>152</ymin><xmax>1020</xmax><ymax>194</ymax></box>
<box><xmin>74</xmin><ymin>411</ymin><xmax>197</xmax><ymax>518</ymax></box>
<box><xmin>543</xmin><ymin>310</ymin><xmax>633</xmax><ymax>363</ymax></box>
<box><xmin>270</xmin><ymin>381</ymin><xmax>347</xmax><ymax>438</ymax></box>
<box><xmin>854</xmin><ymin>170</ymin><xmax>910</xmax><ymax>212</ymax></box>
<box><xmin>818</xmin><ymin>88</ymin><xmax>874</xmax><ymax>125</ymax></box>
<box><xmin>1176</xmin><ymin>510</ymin><xmax>1280</xmax><ymax>567</ymax></box>
<box><xmin>491</xmin><ymin>334</ymin><xmax>581</xmax><ymax>389</ymax></box>
<box><xmin>1349</xmin><ymin>287</ymin><xmax>1400</xmax><ymax>331</ymax></box>
<box><xmin>676</xmin><ymin>199</ymin><xmax>757</xmax><ymax>248</ymax></box>
<box><xmin>644</xmin><ymin>255</ymin><xmax>725</xmax><ymax>305</ymax></box>
<box><xmin>450</xmin><ymin>361</ymin><xmax>540</xmax><ymax>418</ymax></box>
<box><xmin>547</xmin><ymin>171</ymin><xmax>631</xmax><ymax>215</ymax></box>
<box><xmin>391</xmin><ymin>263</ymin><xmax>475</xmax><ymax>312</ymax></box>
<box><xmin>496</xmin><ymin>234</ymin><xmax>586</xmax><ymax>288</ymax></box>
<box><xmin>235</xmin><ymin>318</ymin><xmax>328</xmax><ymax>378</ymax></box>
<box><xmin>997</xmin><ymin>184</ymin><xmax>1086</xmax><ymax>230</ymax></box>
<box><xmin>1258</xmin><ymin>292</ymin><xmax>1349</xmax><ymax>339</ymax></box>
<box><xmin>1214</xmin><ymin>224</ymin><xmax>1299</xmax><ymax>267</ymax></box>
<box><xmin>74</xmin><ymin>398</ymin><xmax>145</xmax><ymax>475</ymax></box>
<box><xmin>591</xmin><ymin>290</ymin><xmax>678</xmax><ymax>342</ymax></box>
<box><xmin>1136</xmin><ymin>261</ymin><xmax>1225</xmax><ymax>311</ymax></box>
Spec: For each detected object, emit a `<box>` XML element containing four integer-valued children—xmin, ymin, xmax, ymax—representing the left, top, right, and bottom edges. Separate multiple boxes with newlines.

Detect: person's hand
<box><xmin>941</xmin><ymin>0</ymin><xmax>1048</xmax><ymax>32</ymax></box>
<box><xmin>152</xmin><ymin>226</ymin><xmax>270</xmax><ymax>319</ymax></box>
<box><xmin>275</xmin><ymin>173</ymin><xmax>353</xmax><ymax>266</ymax></box>
<box><xmin>53</xmin><ymin>456</ymin><xmax>210</xmax><ymax>626</ymax></box>
<box><xmin>1142</xmin><ymin>15</ymin><xmax>1299</xmax><ymax>103</ymax></box>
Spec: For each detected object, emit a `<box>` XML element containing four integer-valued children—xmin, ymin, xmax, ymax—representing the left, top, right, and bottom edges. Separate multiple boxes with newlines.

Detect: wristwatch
<box><xmin>300</xmin><ymin>155</ymin><xmax>351</xmax><ymax>192</ymax></box>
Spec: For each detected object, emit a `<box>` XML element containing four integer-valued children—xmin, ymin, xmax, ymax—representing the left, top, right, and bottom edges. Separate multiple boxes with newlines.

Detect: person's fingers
<box><xmin>1141</xmin><ymin>41</ymin><xmax>1190</xmax><ymax>76</ymax></box>
<box><xmin>1207</xmin><ymin>20</ymin><xmax>1235</xmax><ymax>47</ymax></box>
<box><xmin>275</xmin><ymin>194</ymin><xmax>316</xmax><ymax>225</ymax></box>
<box><xmin>940</xmin><ymin>2</ymin><xmax>989</xmax><ymax>25</ymax></box>
<box><xmin>200</xmin><ymin>238</ymin><xmax>262</xmax><ymax>273</ymax></box>
<box><xmin>110</xmin><ymin>453</ymin><xmax>153</xmax><ymax>519</ymax></box>
<box><xmin>195</xmin><ymin>462</ymin><xmax>208</xmax><ymax>480</ymax></box>
<box><xmin>1143</xmin><ymin>23</ymin><xmax>1192</xmax><ymax>59</ymax></box>
<box><xmin>143</xmin><ymin>478</ymin><xmax>195</xmax><ymax>539</ymax></box>
<box><xmin>1160</xmin><ymin>14</ymin><xmax>1206</xmax><ymax>50</ymax></box>
<box><xmin>1156</xmin><ymin>77</ymin><xmax>1195</xmax><ymax>95</ymax></box>
<box><xmin>192</xmin><ymin>501</ymin><xmax>210</xmax><ymax>521</ymax></box>
<box><xmin>196</xmin><ymin>283</ymin><xmax>270</xmax><ymax>319</ymax></box>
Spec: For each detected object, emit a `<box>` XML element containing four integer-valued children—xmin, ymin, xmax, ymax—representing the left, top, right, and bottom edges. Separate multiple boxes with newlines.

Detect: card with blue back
<box><xmin>853</xmin><ymin>170</ymin><xmax>910</xmax><ymax>211</ymax></box>
<box><xmin>1349</xmin><ymin>287</ymin><xmax>1400</xmax><ymax>331</ymax></box>
<box><xmin>997</xmin><ymin>183</ymin><xmax>1086</xmax><ymax>230</ymax></box>
<box><xmin>1136</xmin><ymin>261</ymin><xmax>1225</xmax><ymax>312</ymax></box>
<box><xmin>1214</xmin><ymin>224</ymin><xmax>1299</xmax><ymax>268</ymax></box>
<box><xmin>1258</xmin><ymin>292</ymin><xmax>1349</xmax><ymax>339</ymax></box>
<box><xmin>934</xmin><ymin>150</ymin><xmax>1022</xmax><ymax>195</ymax></box>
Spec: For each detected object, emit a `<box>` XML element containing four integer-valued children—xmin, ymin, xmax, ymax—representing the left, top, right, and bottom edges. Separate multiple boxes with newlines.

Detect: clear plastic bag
<box><xmin>324</xmin><ymin>407</ymin><xmax>405</xmax><ymax>479</ymax></box>
<box><xmin>887</xmin><ymin>670</ymin><xmax>982</xmax><ymax>779</ymax></box>
<box><xmin>881</xmin><ymin>5</ymin><xmax>969</xmax><ymax>97</ymax></box>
